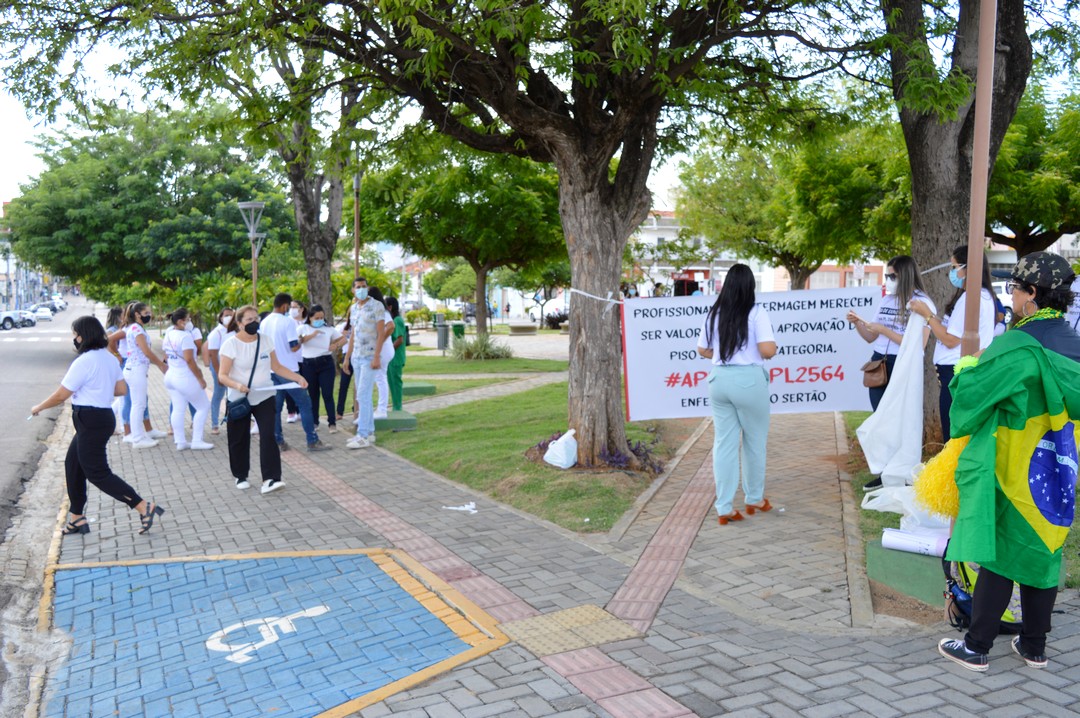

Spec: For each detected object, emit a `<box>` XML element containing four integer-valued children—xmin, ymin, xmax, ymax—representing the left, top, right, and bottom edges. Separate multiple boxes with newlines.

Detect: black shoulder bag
<box><xmin>225</xmin><ymin>335</ymin><xmax>260</xmax><ymax>422</ymax></box>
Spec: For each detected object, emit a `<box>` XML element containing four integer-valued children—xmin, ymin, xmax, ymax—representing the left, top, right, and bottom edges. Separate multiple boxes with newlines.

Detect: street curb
<box><xmin>834</xmin><ymin>411</ymin><xmax>876</xmax><ymax>628</ymax></box>
<box><xmin>605</xmin><ymin>417</ymin><xmax>711</xmax><ymax>543</ymax></box>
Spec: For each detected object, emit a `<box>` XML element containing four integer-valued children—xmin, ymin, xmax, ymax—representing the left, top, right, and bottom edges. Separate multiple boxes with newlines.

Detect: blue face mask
<box><xmin>354</xmin><ymin>287</ymin><xmax>368</xmax><ymax>301</ymax></box>
<box><xmin>312</xmin><ymin>319</ymin><xmax>325</xmax><ymax>328</ymax></box>
<box><xmin>948</xmin><ymin>267</ymin><xmax>965</xmax><ymax>289</ymax></box>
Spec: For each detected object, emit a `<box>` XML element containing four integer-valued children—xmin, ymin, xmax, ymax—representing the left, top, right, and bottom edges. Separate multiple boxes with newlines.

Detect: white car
<box><xmin>31</xmin><ymin>306</ymin><xmax>53</xmax><ymax>321</ymax></box>
<box><xmin>992</xmin><ymin>281</ymin><xmax>1013</xmax><ymax>324</ymax></box>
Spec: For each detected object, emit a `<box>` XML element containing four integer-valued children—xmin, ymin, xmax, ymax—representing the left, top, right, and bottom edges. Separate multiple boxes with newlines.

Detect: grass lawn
<box><xmin>378</xmin><ymin>381</ymin><xmax>674</xmax><ymax>533</ymax></box>
<box><xmin>405</xmin><ymin>355</ymin><xmax>568</xmax><ymax>374</ymax></box>
<box><xmin>843</xmin><ymin>411</ymin><xmax>1080</xmax><ymax>589</ymax></box>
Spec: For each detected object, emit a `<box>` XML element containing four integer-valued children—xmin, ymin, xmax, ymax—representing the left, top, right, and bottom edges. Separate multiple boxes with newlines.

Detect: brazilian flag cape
<box><xmin>946</xmin><ymin>328</ymin><xmax>1080</xmax><ymax>589</ymax></box>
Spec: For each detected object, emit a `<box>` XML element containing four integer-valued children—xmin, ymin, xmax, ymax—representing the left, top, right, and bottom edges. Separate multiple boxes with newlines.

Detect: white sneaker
<box><xmin>147</xmin><ymin>429</ymin><xmax>168</xmax><ymax>439</ymax></box>
<box><xmin>236</xmin><ymin>479</ymin><xmax>250</xmax><ymax>490</ymax></box>
<box><xmin>373</xmin><ymin>410</ymin><xmax>388</xmax><ymax>419</ymax></box>
<box><xmin>250</xmin><ymin>423</ymin><xmax>259</xmax><ymax>435</ymax></box>
<box><xmin>369</xmin><ymin>433</ymin><xmax>376</xmax><ymax>444</ymax></box>
<box><xmin>190</xmin><ymin>441</ymin><xmax>214</xmax><ymax>450</ymax></box>
<box><xmin>132</xmin><ymin>438</ymin><xmax>158</xmax><ymax>449</ymax></box>
<box><xmin>346</xmin><ymin>436</ymin><xmax>372</xmax><ymax>449</ymax></box>
<box><xmin>286</xmin><ymin>414</ymin><xmax>298</xmax><ymax>424</ymax></box>
<box><xmin>261</xmin><ymin>479</ymin><xmax>285</xmax><ymax>494</ymax></box>
<box><xmin>352</xmin><ymin>417</ymin><xmax>360</xmax><ymax>426</ymax></box>
<box><xmin>122</xmin><ymin>435</ymin><xmax>136</xmax><ymax>444</ymax></box>
<box><xmin>176</xmin><ymin>442</ymin><xmax>190</xmax><ymax>451</ymax></box>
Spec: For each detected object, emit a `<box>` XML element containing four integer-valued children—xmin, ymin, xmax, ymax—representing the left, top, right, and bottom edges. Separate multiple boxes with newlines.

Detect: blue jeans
<box><xmin>273</xmin><ymin>374</ymin><xmax>317</xmax><ymax>445</ymax></box>
<box><xmin>301</xmin><ymin>355</ymin><xmax>337</xmax><ymax>427</ymax></box>
<box><xmin>351</xmin><ymin>356</ymin><xmax>376</xmax><ymax>438</ymax></box>
<box><xmin>708</xmin><ymin>365</ymin><xmax>770</xmax><ymax>516</ymax></box>
<box><xmin>209</xmin><ymin>363</ymin><xmax>227</xmax><ymax>428</ymax></box>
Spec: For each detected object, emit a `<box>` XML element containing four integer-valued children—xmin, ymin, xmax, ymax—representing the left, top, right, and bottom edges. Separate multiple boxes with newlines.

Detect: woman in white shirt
<box><xmin>31</xmin><ymin>316</ymin><xmax>165</xmax><ymax>536</ymax></box>
<box><xmin>162</xmin><ymin>308</ymin><xmax>212</xmax><ymax>450</ymax></box>
<box><xmin>847</xmin><ymin>255</ymin><xmax>935</xmax><ymax>411</ymax></box>
<box><xmin>909</xmin><ymin>246</ymin><xmax>997</xmax><ymax>439</ymax></box>
<box><xmin>218</xmin><ymin>305</ymin><xmax>308</xmax><ymax>494</ymax></box>
<box><xmin>696</xmin><ymin>264</ymin><xmax>778</xmax><ymax>525</ymax></box>
<box><xmin>108</xmin><ymin>302</ymin><xmax>169</xmax><ymax>448</ymax></box>
<box><xmin>204</xmin><ymin>307</ymin><xmax>235</xmax><ymax>435</ymax></box>
<box><xmin>298</xmin><ymin>304</ymin><xmax>346</xmax><ymax>433</ymax></box>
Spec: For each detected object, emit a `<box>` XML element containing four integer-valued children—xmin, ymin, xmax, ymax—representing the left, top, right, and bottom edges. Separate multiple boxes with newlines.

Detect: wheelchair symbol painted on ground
<box><xmin>206</xmin><ymin>605</ymin><xmax>331</xmax><ymax>664</ymax></box>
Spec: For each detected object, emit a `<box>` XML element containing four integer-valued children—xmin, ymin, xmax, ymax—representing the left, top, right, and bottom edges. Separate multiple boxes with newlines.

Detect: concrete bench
<box><xmin>559</xmin><ymin>322</ymin><xmax>570</xmax><ymax>335</ymax></box>
<box><xmin>508</xmin><ymin>324</ymin><xmax>538</xmax><ymax>335</ymax></box>
<box><xmin>402</xmin><ymin>382</ymin><xmax>436</xmax><ymax>396</ymax></box>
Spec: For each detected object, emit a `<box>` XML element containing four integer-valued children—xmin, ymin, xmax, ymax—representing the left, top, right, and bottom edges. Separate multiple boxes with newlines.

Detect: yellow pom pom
<box><xmin>913</xmin><ymin>436</ymin><xmax>969</xmax><ymax>519</ymax></box>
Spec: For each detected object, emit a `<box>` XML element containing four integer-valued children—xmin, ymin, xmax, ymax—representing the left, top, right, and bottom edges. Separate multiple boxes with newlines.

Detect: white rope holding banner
<box><xmin>568</xmin><ymin>288</ymin><xmax>623</xmax><ymax>315</ymax></box>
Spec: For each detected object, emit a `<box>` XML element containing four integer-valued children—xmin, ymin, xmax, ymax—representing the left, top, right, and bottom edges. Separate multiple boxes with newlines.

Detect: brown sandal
<box><xmin>745</xmin><ymin>499</ymin><xmax>772</xmax><ymax>515</ymax></box>
<box><xmin>718</xmin><ymin>510</ymin><xmax>744</xmax><ymax>526</ymax></box>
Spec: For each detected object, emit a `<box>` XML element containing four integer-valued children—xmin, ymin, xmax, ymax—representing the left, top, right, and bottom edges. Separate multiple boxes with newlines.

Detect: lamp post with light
<box><xmin>238</xmin><ymin>201</ymin><xmax>267</xmax><ymax>307</ymax></box>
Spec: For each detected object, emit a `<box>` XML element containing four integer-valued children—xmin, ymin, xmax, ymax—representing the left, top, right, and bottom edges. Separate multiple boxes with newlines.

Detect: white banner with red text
<box><xmin>622</xmin><ymin>288</ymin><xmax>880</xmax><ymax>420</ymax></box>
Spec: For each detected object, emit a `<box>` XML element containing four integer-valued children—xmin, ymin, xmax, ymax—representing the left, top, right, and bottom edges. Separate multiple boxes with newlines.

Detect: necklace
<box><xmin>1013</xmin><ymin>307</ymin><xmax>1064</xmax><ymax>329</ymax></box>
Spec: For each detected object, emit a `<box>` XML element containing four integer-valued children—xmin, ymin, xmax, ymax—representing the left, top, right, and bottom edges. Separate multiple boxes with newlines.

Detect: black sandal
<box><xmin>138</xmin><ymin>502</ymin><xmax>165</xmax><ymax>535</ymax></box>
<box><xmin>63</xmin><ymin>517</ymin><xmax>90</xmax><ymax>535</ymax></box>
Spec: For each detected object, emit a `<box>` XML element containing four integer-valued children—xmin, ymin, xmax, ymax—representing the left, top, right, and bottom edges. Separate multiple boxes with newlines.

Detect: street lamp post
<box><xmin>238</xmin><ymin>201</ymin><xmax>267</xmax><ymax>307</ymax></box>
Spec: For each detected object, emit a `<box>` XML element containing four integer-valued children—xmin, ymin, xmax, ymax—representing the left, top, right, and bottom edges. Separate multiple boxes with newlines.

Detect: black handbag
<box><xmin>225</xmin><ymin>336</ymin><xmax>260</xmax><ymax>421</ymax></box>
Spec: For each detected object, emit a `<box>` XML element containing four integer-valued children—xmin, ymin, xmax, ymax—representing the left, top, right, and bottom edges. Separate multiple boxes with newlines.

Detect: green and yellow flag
<box><xmin>947</xmin><ymin>329</ymin><xmax>1080</xmax><ymax>589</ymax></box>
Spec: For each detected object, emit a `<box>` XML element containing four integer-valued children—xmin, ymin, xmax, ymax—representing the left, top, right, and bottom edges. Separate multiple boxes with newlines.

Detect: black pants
<box><xmin>302</xmin><ymin>355</ymin><xmax>337</xmax><ymax>427</ymax></box>
<box><xmin>966</xmin><ymin>567</ymin><xmax>1057</xmax><ymax>655</ymax></box>
<box><xmin>336</xmin><ymin>363</ymin><xmax>352</xmax><ymax>417</ymax></box>
<box><xmin>867</xmin><ymin>351</ymin><xmax>898</xmax><ymax>411</ymax></box>
<box><xmin>226</xmin><ymin>398</ymin><xmax>281</xmax><ymax>484</ymax></box>
<box><xmin>66</xmin><ymin>407</ymin><xmax>141</xmax><ymax>515</ymax></box>
<box><xmin>936</xmin><ymin>364</ymin><xmax>955</xmax><ymax>439</ymax></box>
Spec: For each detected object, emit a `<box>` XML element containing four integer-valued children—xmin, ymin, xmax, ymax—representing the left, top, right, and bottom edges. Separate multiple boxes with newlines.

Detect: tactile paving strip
<box><xmin>500</xmin><ymin>604</ymin><xmax>641</xmax><ymax>657</ymax></box>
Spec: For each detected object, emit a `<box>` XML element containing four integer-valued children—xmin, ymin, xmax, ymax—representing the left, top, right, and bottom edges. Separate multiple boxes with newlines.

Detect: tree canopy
<box><xmin>5</xmin><ymin>104</ymin><xmax>293</xmax><ymax>290</ymax></box>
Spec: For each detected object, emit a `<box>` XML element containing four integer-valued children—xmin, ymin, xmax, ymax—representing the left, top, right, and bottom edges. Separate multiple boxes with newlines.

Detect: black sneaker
<box><xmin>938</xmin><ymin>638</ymin><xmax>989</xmax><ymax>672</ymax></box>
<box><xmin>307</xmin><ymin>440</ymin><xmax>331</xmax><ymax>452</ymax></box>
<box><xmin>1011</xmin><ymin>636</ymin><xmax>1047</xmax><ymax>668</ymax></box>
<box><xmin>864</xmin><ymin>477</ymin><xmax>883</xmax><ymax>489</ymax></box>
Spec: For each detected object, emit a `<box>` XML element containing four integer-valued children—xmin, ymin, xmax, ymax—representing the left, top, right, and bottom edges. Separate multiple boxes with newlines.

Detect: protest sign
<box><xmin>622</xmin><ymin>287</ymin><xmax>880</xmax><ymax>420</ymax></box>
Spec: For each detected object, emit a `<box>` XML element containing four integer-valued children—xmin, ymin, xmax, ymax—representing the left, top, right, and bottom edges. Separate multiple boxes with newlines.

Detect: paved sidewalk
<box><xmin>405</xmin><ymin>373</ymin><xmax>567</xmax><ymax>414</ymax></box>
<box><xmin>17</xmin><ymin>364</ymin><xmax>1080</xmax><ymax>717</ymax></box>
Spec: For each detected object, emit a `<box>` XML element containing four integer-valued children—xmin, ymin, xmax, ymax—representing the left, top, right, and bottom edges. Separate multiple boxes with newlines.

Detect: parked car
<box><xmin>18</xmin><ymin>310</ymin><xmax>37</xmax><ymax>327</ymax></box>
<box><xmin>0</xmin><ymin>310</ymin><xmax>20</xmax><ymax>330</ymax></box>
<box><xmin>29</xmin><ymin>305</ymin><xmax>53</xmax><ymax>321</ymax></box>
<box><xmin>400</xmin><ymin>300</ymin><xmax>425</xmax><ymax>313</ymax></box>
<box><xmin>43</xmin><ymin>299</ymin><xmax>66</xmax><ymax>313</ymax></box>
<box><xmin>992</xmin><ymin>281</ymin><xmax>1013</xmax><ymax>324</ymax></box>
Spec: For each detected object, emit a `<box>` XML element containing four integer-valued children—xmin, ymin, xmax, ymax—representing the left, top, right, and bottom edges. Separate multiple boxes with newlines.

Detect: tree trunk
<box><xmin>287</xmin><ymin>163</ymin><xmax>343</xmax><ymax>324</ymax></box>
<box><xmin>558</xmin><ymin>163</ymin><xmax>652</xmax><ymax>466</ymax></box>
<box><xmin>473</xmin><ymin>265</ymin><xmax>490</xmax><ymax>337</ymax></box>
<box><xmin>885</xmin><ymin>0</ymin><xmax>1032</xmax><ymax>446</ymax></box>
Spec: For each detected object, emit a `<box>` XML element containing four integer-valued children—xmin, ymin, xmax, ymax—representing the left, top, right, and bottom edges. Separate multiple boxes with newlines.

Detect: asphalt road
<box><xmin>0</xmin><ymin>297</ymin><xmax>96</xmax><ymax>537</ymax></box>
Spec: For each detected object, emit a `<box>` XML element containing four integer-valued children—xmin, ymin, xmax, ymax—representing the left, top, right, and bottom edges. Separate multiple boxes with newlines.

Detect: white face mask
<box><xmin>221</xmin><ymin>317</ymin><xmax>232</xmax><ymax>330</ymax></box>
<box><xmin>184</xmin><ymin>319</ymin><xmax>193</xmax><ymax>331</ymax></box>
<box><xmin>289</xmin><ymin>307</ymin><xmax>300</xmax><ymax>318</ymax></box>
<box><xmin>884</xmin><ymin>278</ymin><xmax>898</xmax><ymax>295</ymax></box>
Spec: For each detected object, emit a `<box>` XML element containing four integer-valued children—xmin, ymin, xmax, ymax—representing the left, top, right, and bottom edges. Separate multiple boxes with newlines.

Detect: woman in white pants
<box><xmin>162</xmin><ymin>308</ymin><xmax>212</xmax><ymax>450</ymax></box>
<box><xmin>110</xmin><ymin>302</ymin><xmax>168</xmax><ymax>449</ymax></box>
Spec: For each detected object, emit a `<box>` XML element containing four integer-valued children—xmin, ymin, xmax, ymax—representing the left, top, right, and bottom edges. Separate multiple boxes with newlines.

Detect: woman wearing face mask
<box><xmin>162</xmin><ymin>308</ymin><xmax>212</xmax><ymax>450</ymax></box>
<box><xmin>109</xmin><ymin>302</ymin><xmax>159</xmax><ymax>441</ymax></box>
<box><xmin>108</xmin><ymin>302</ymin><xmax>169</xmax><ymax>448</ymax></box>
<box><xmin>366</xmin><ymin>287</ymin><xmax>396</xmax><ymax>420</ymax></box>
<box><xmin>908</xmin><ymin>246</ymin><xmax>997</xmax><ymax>439</ymax></box>
<box><xmin>283</xmin><ymin>300</ymin><xmax>307</xmax><ymax>423</ymax></box>
<box><xmin>203</xmin><ymin>307</ymin><xmax>235</xmax><ymax>435</ymax></box>
<box><xmin>218</xmin><ymin>305</ymin><xmax>308</xmax><ymax>494</ymax></box>
<box><xmin>31</xmin><ymin>316</ymin><xmax>165</xmax><ymax>536</ymax></box>
<box><xmin>298</xmin><ymin>304</ymin><xmax>347</xmax><ymax>432</ymax></box>
<box><xmin>847</xmin><ymin>255</ymin><xmax>935</xmax><ymax>411</ymax></box>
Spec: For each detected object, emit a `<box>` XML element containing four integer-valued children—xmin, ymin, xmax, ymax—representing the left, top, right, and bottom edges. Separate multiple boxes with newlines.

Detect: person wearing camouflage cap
<box><xmin>937</xmin><ymin>249</ymin><xmax>1080</xmax><ymax>673</ymax></box>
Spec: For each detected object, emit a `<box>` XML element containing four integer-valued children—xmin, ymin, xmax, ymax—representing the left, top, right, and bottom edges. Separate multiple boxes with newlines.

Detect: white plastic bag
<box><xmin>861</xmin><ymin>485</ymin><xmax>951</xmax><ymax>534</ymax></box>
<box><xmin>543</xmin><ymin>429</ymin><xmax>578</xmax><ymax>469</ymax></box>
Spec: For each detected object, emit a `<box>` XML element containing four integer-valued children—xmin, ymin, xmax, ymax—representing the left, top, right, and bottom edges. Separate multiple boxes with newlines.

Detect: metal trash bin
<box><xmin>451</xmin><ymin>322</ymin><xmax>465</xmax><ymax>340</ymax></box>
<box><xmin>436</xmin><ymin>323</ymin><xmax>449</xmax><ymax>350</ymax></box>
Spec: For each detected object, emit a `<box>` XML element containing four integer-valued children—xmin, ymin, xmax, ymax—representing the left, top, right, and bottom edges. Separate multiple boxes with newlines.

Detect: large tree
<box><xmin>259</xmin><ymin>0</ymin><xmax>848</xmax><ymax>464</ymax></box>
<box><xmin>5</xmin><ymin>104</ymin><xmax>293</xmax><ymax>289</ymax></box>
<box><xmin>363</xmin><ymin>135</ymin><xmax>565</xmax><ymax>335</ymax></box>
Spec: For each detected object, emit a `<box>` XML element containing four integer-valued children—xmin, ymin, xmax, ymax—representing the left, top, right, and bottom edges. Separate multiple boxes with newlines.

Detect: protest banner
<box><xmin>622</xmin><ymin>287</ymin><xmax>880</xmax><ymax>420</ymax></box>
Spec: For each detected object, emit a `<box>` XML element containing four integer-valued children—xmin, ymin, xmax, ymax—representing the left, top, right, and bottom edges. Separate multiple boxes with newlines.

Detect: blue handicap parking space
<box><xmin>46</xmin><ymin>553</ymin><xmax>489</xmax><ymax>717</ymax></box>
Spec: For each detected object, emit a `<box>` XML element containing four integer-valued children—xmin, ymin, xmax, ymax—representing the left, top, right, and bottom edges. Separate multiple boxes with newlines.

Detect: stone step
<box><xmin>403</xmin><ymin>382</ymin><xmax>436</xmax><ymax>396</ymax></box>
<box><xmin>375</xmin><ymin>409</ymin><xmax>418</xmax><ymax>431</ymax></box>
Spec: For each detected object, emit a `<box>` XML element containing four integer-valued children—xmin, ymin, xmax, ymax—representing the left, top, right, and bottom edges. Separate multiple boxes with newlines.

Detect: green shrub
<box><xmin>406</xmin><ymin>307</ymin><xmax>432</xmax><ymax>327</ymax></box>
<box><xmin>451</xmin><ymin>333</ymin><xmax>514</xmax><ymax>360</ymax></box>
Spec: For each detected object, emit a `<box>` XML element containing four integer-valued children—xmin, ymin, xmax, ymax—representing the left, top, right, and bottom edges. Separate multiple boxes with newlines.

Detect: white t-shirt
<box><xmin>220</xmin><ymin>335</ymin><xmax>276</xmax><ymax>406</ymax></box>
<box><xmin>261</xmin><ymin>311</ymin><xmax>301</xmax><ymax>372</ymax></box>
<box><xmin>206</xmin><ymin>324</ymin><xmax>234</xmax><ymax>352</ymax></box>
<box><xmin>933</xmin><ymin>288</ymin><xmax>996</xmax><ymax>365</ymax></box>
<box><xmin>124</xmin><ymin>323</ymin><xmax>151</xmax><ymax>368</ymax></box>
<box><xmin>63</xmin><ymin>349</ymin><xmax>123</xmax><ymax>408</ymax></box>
<box><xmin>298</xmin><ymin>324</ymin><xmax>343</xmax><ymax>359</ymax></box>
<box><xmin>379</xmin><ymin>311</ymin><xmax>395</xmax><ymax>366</ymax></box>
<box><xmin>162</xmin><ymin>327</ymin><xmax>197</xmax><ymax>371</ymax></box>
<box><xmin>871</xmin><ymin>291</ymin><xmax>936</xmax><ymax>355</ymax></box>
<box><xmin>696</xmin><ymin>305</ymin><xmax>776</xmax><ymax>366</ymax></box>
